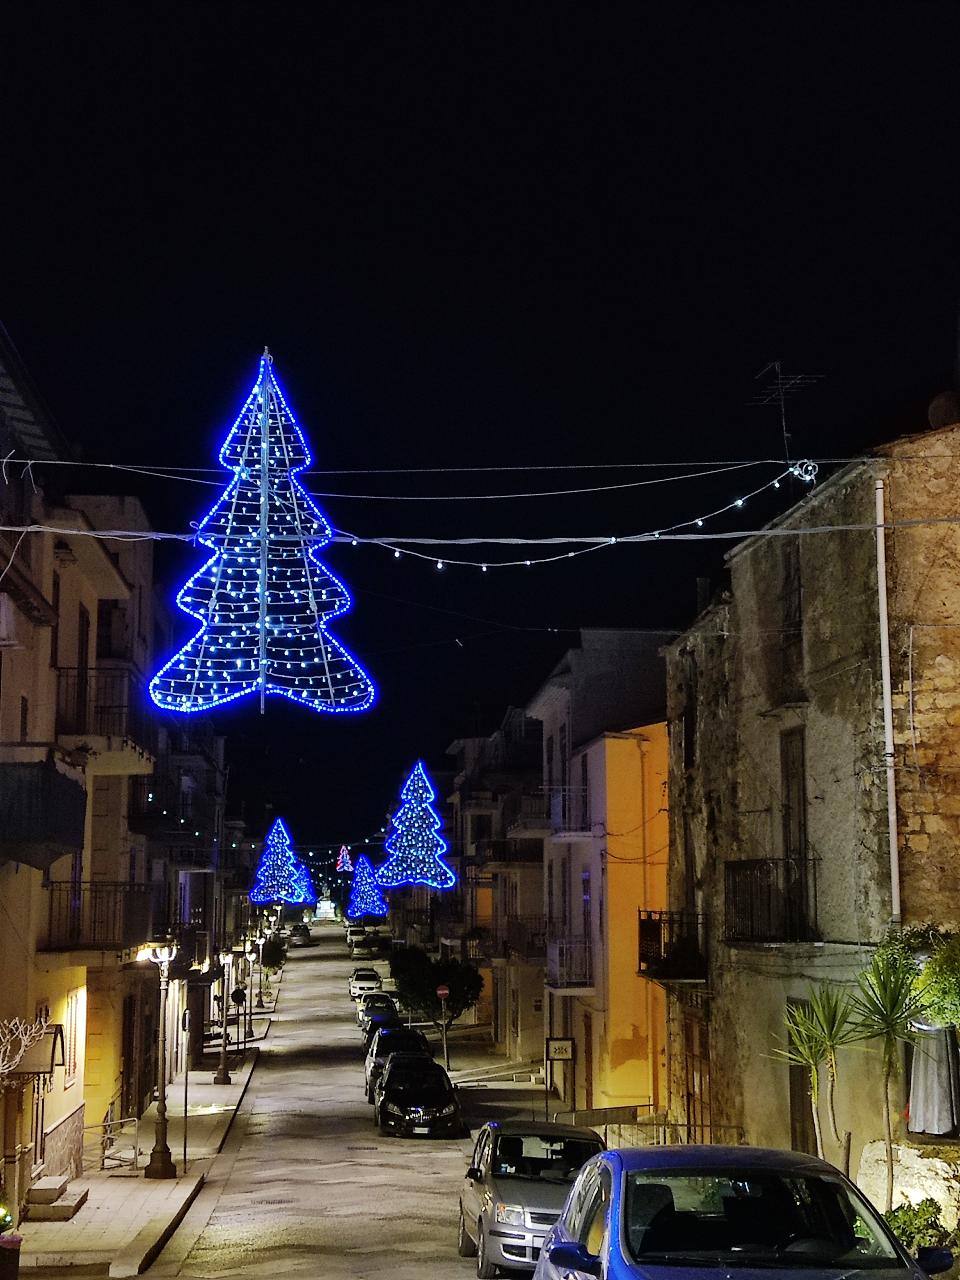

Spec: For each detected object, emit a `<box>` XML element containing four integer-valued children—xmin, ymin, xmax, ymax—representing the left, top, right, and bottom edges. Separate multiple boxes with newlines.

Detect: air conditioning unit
<box><xmin>0</xmin><ymin>593</ymin><xmax>21</xmax><ymax>647</ymax></box>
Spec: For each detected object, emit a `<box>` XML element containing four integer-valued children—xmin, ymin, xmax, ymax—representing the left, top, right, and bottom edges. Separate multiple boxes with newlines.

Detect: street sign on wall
<box><xmin>546</xmin><ymin>1037</ymin><xmax>575</xmax><ymax>1062</ymax></box>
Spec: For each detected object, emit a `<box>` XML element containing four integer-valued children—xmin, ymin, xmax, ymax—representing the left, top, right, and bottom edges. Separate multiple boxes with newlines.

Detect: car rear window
<box><xmin>376</xmin><ymin>1032</ymin><xmax>427</xmax><ymax>1056</ymax></box>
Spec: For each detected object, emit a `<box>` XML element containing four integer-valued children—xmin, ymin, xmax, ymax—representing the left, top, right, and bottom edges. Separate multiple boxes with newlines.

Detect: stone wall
<box><xmin>43</xmin><ymin>1098</ymin><xmax>84</xmax><ymax>1181</ymax></box>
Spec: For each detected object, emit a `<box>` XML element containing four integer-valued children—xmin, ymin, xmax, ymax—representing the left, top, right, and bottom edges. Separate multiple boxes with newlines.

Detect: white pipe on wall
<box><xmin>875</xmin><ymin>478</ymin><xmax>902</xmax><ymax>926</ymax></box>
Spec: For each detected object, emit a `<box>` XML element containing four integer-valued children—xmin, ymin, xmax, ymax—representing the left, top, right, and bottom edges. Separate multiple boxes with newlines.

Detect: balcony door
<box><xmin>76</xmin><ymin>604</ymin><xmax>90</xmax><ymax>731</ymax></box>
<box><xmin>780</xmin><ymin>727</ymin><xmax>810</xmax><ymax>938</ymax></box>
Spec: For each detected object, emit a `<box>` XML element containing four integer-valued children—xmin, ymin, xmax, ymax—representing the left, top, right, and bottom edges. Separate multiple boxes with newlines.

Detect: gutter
<box><xmin>875</xmin><ymin>479</ymin><xmax>901</xmax><ymax>927</ymax></box>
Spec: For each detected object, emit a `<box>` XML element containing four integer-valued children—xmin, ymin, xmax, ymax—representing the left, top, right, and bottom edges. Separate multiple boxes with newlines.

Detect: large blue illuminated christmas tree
<box><xmin>377</xmin><ymin>761</ymin><xmax>456</xmax><ymax>890</ymax></box>
<box><xmin>346</xmin><ymin>856</ymin><xmax>389</xmax><ymax>919</ymax></box>
<box><xmin>150</xmin><ymin>350</ymin><xmax>375</xmax><ymax>715</ymax></box>
<box><xmin>250</xmin><ymin>818</ymin><xmax>314</xmax><ymax>906</ymax></box>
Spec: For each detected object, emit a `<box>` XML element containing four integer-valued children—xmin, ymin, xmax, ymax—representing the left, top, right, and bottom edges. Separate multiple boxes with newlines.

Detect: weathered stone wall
<box><xmin>883</xmin><ymin>426</ymin><xmax>960</xmax><ymax>926</ymax></box>
<box><xmin>42</xmin><ymin>1099</ymin><xmax>84</xmax><ymax>1181</ymax></box>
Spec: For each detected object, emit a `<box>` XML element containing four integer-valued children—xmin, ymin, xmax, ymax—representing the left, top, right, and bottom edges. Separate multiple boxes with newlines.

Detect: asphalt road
<box><xmin>150</xmin><ymin>922</ymin><xmax>533</xmax><ymax>1279</ymax></box>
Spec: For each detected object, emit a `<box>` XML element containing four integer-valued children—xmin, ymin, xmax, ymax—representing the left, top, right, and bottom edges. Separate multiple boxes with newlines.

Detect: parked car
<box><xmin>364</xmin><ymin>1025</ymin><xmax>432</xmax><ymax>1100</ymax></box>
<box><xmin>287</xmin><ymin>923</ymin><xmax>313</xmax><ymax>948</ymax></box>
<box><xmin>356</xmin><ymin>991</ymin><xmax>399</xmax><ymax>1029</ymax></box>
<box><xmin>349</xmin><ymin>967</ymin><xmax>383</xmax><ymax>1001</ymax></box>
<box><xmin>533</xmin><ymin>1145</ymin><xmax>953</xmax><ymax>1280</ymax></box>
<box><xmin>345</xmin><ymin>925</ymin><xmax>367</xmax><ymax>948</ymax></box>
<box><xmin>458</xmin><ymin>1121</ymin><xmax>604</xmax><ymax>1275</ymax></box>
<box><xmin>374</xmin><ymin>1054</ymin><xmax>464</xmax><ymax>1138</ymax></box>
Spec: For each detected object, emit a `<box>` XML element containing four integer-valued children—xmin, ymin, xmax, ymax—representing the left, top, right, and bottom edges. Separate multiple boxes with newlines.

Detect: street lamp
<box><xmin>245</xmin><ymin>940</ymin><xmax>257</xmax><ymax>1038</ymax></box>
<box><xmin>213</xmin><ymin>949</ymin><xmax>232</xmax><ymax>1086</ymax></box>
<box><xmin>254</xmin><ymin>931</ymin><xmax>266</xmax><ymax>1010</ymax></box>
<box><xmin>140</xmin><ymin>941</ymin><xmax>178</xmax><ymax>1179</ymax></box>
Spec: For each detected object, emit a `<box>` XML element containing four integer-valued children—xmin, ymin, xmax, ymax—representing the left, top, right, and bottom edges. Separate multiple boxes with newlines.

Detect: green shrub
<box><xmin>885</xmin><ymin>1199</ymin><xmax>958</xmax><ymax>1252</ymax></box>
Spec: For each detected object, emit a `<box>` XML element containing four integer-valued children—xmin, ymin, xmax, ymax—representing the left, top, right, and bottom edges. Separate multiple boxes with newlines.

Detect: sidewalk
<box><xmin>17</xmin><ymin>1041</ymin><xmax>262</xmax><ymax>1278</ymax></box>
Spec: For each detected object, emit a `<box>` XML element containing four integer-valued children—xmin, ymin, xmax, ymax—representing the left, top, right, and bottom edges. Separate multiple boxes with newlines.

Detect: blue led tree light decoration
<box><xmin>376</xmin><ymin>761</ymin><xmax>456</xmax><ymax>890</ymax></box>
<box><xmin>150</xmin><ymin>349</ymin><xmax>375</xmax><ymax>715</ymax></box>
<box><xmin>250</xmin><ymin>817</ymin><xmax>313</xmax><ymax>906</ymax></box>
<box><xmin>346</xmin><ymin>856</ymin><xmax>389</xmax><ymax>920</ymax></box>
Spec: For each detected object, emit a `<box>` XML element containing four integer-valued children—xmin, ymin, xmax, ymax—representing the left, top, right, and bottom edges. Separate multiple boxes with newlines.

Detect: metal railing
<box><xmin>546</xmin><ymin>786</ymin><xmax>590</xmax><ymax>833</ymax></box>
<box><xmin>474</xmin><ymin>838</ymin><xmax>544</xmax><ymax>865</ymax></box>
<box><xmin>546</xmin><ymin>937</ymin><xmax>593</xmax><ymax>987</ymax></box>
<box><xmin>493</xmin><ymin>914</ymin><xmax>547</xmax><ymax>959</ymax></box>
<box><xmin>83</xmin><ymin>1108</ymin><xmax>141</xmax><ymax>1171</ymax></box>
<box><xmin>638</xmin><ymin>910</ymin><xmax>707</xmax><ymax>981</ymax></box>
<box><xmin>503</xmin><ymin>790</ymin><xmax>550</xmax><ymax>832</ymax></box>
<box><xmin>43</xmin><ymin>881</ymin><xmax>169</xmax><ymax>950</ymax></box>
<box><xmin>724</xmin><ymin>857</ymin><xmax>818</xmax><ymax>944</ymax></box>
<box><xmin>56</xmin><ymin>667</ymin><xmax>156</xmax><ymax>754</ymax></box>
<box><xmin>551</xmin><ymin>1106</ymin><xmax>745</xmax><ymax>1148</ymax></box>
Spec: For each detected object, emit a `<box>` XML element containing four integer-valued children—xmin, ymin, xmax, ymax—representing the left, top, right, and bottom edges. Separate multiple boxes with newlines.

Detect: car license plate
<box><xmin>413</xmin><ymin>1126</ymin><xmax>430</xmax><ymax>1134</ymax></box>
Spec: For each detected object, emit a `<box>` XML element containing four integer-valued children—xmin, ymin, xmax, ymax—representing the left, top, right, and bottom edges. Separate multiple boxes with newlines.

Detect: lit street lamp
<box><xmin>254</xmin><ymin>931</ymin><xmax>266</xmax><ymax>1010</ymax></box>
<box><xmin>213</xmin><ymin>949</ymin><xmax>232</xmax><ymax>1086</ymax></box>
<box><xmin>140</xmin><ymin>940</ymin><xmax>178</xmax><ymax>1179</ymax></box>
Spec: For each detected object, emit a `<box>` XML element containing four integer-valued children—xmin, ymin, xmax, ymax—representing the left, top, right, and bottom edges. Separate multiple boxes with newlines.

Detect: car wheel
<box><xmin>477</xmin><ymin>1221</ymin><xmax>498</xmax><ymax>1278</ymax></box>
<box><xmin>457</xmin><ymin>1206</ymin><xmax>478</xmax><ymax>1257</ymax></box>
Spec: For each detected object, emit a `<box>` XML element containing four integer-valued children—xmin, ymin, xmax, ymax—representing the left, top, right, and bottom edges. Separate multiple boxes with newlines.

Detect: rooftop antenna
<box><xmin>749</xmin><ymin>360</ymin><xmax>823</xmax><ymax>465</ymax></box>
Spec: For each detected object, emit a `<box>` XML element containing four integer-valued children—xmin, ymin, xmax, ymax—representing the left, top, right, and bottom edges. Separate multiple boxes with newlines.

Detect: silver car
<box><xmin>458</xmin><ymin>1120</ymin><xmax>604</xmax><ymax>1276</ymax></box>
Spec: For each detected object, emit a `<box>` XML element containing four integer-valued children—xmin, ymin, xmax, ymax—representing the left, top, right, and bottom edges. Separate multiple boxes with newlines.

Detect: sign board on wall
<box><xmin>546</xmin><ymin>1037</ymin><xmax>575</xmax><ymax>1062</ymax></box>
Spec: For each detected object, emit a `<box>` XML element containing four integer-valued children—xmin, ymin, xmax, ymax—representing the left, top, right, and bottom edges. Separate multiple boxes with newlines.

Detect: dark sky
<box><xmin>4</xmin><ymin>4</ymin><xmax>960</xmax><ymax>851</ymax></box>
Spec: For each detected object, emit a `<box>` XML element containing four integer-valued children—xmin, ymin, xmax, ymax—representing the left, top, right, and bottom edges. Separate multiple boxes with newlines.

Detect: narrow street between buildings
<box><xmin>149</xmin><ymin>923</ymin><xmax>537</xmax><ymax>1280</ymax></box>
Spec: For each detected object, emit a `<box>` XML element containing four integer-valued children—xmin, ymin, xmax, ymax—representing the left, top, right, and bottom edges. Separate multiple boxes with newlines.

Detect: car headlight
<box><xmin>385</xmin><ymin>1102</ymin><xmax>403</xmax><ymax>1115</ymax></box>
<box><xmin>495</xmin><ymin>1203</ymin><xmax>524</xmax><ymax>1226</ymax></box>
<box><xmin>440</xmin><ymin>1102</ymin><xmax>457</xmax><ymax>1116</ymax></box>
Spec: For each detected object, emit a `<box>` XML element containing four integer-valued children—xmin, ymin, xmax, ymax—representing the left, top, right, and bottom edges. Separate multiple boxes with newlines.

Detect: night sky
<box><xmin>4</xmin><ymin>5</ymin><xmax>960</xmax><ymax>850</ymax></box>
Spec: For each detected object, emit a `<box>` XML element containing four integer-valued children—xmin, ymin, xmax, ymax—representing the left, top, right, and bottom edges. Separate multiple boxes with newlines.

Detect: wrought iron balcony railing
<box><xmin>473</xmin><ymin>839</ymin><xmax>543</xmax><ymax>865</ymax></box>
<box><xmin>56</xmin><ymin>668</ymin><xmax>156</xmax><ymax>755</ymax></box>
<box><xmin>546</xmin><ymin>937</ymin><xmax>593</xmax><ymax>988</ymax></box>
<box><xmin>496</xmin><ymin>914</ymin><xmax>546</xmax><ymax>960</ymax></box>
<box><xmin>638</xmin><ymin>910</ymin><xmax>707</xmax><ymax>982</ymax></box>
<box><xmin>546</xmin><ymin>786</ymin><xmax>591</xmax><ymax>834</ymax></box>
<box><xmin>43</xmin><ymin>881</ymin><xmax>170</xmax><ymax>951</ymax></box>
<box><xmin>723</xmin><ymin>857</ymin><xmax>819</xmax><ymax>944</ymax></box>
<box><xmin>503</xmin><ymin>790</ymin><xmax>550</xmax><ymax>833</ymax></box>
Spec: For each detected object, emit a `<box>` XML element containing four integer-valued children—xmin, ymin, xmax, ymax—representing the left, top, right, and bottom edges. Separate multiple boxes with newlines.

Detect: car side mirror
<box><xmin>466</xmin><ymin>1166</ymin><xmax>481</xmax><ymax>1182</ymax></box>
<box><xmin>549</xmin><ymin>1242</ymin><xmax>602</xmax><ymax>1277</ymax></box>
<box><xmin>917</xmin><ymin>1248</ymin><xmax>954</xmax><ymax>1276</ymax></box>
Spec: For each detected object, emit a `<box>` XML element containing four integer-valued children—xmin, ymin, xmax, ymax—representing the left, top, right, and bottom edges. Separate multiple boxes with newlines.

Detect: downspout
<box><xmin>875</xmin><ymin>479</ymin><xmax>901</xmax><ymax>927</ymax></box>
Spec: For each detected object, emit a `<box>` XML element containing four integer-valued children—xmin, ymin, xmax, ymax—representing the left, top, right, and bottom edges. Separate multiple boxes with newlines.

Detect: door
<box><xmin>76</xmin><ymin>603</ymin><xmax>90</xmax><ymax>731</ymax></box>
<box><xmin>582</xmin><ymin>1012</ymin><xmax>593</xmax><ymax>1110</ymax></box>
<box><xmin>121</xmin><ymin>994</ymin><xmax>137</xmax><ymax>1117</ymax></box>
<box><xmin>683</xmin><ymin>1012</ymin><xmax>712</xmax><ymax>1142</ymax></box>
<box><xmin>462</xmin><ymin>1128</ymin><xmax>490</xmax><ymax>1231</ymax></box>
<box><xmin>788</xmin><ymin>998</ymin><xmax>818</xmax><ymax>1154</ymax></box>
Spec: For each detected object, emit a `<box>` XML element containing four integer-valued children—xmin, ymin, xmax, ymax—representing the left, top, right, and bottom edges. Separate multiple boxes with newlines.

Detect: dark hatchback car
<box><xmin>374</xmin><ymin>1055</ymin><xmax>465</xmax><ymax>1138</ymax></box>
<box><xmin>364</xmin><ymin>1025</ymin><xmax>432</xmax><ymax>1100</ymax></box>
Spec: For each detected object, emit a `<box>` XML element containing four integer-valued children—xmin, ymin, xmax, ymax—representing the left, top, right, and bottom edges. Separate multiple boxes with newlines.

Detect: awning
<box><xmin>0</xmin><ymin>758</ymin><xmax>86</xmax><ymax>870</ymax></box>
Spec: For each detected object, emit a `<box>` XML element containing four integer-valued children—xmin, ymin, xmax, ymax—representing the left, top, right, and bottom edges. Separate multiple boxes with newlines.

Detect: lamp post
<box><xmin>254</xmin><ymin>931</ymin><xmax>266</xmax><ymax>1010</ymax></box>
<box><xmin>141</xmin><ymin>941</ymin><xmax>178</xmax><ymax>1179</ymax></box>
<box><xmin>245</xmin><ymin>941</ymin><xmax>257</xmax><ymax>1038</ymax></box>
<box><xmin>213</xmin><ymin>949</ymin><xmax>232</xmax><ymax>1086</ymax></box>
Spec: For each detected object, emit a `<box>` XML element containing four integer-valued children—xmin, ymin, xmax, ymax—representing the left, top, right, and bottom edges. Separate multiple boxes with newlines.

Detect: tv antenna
<box><xmin>749</xmin><ymin>360</ymin><xmax>823</xmax><ymax>464</ymax></box>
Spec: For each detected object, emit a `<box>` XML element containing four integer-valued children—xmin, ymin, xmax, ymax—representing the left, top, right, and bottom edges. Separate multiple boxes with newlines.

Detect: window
<box><xmin>50</xmin><ymin>571</ymin><xmax>60</xmax><ymax>667</ymax></box>
<box><xmin>546</xmin><ymin>735</ymin><xmax>555</xmax><ymax>792</ymax></box>
<box><xmin>581</xmin><ymin>870</ymin><xmax>592</xmax><ymax>940</ymax></box>
<box><xmin>780</xmin><ymin>727</ymin><xmax>808</xmax><ymax>862</ymax></box>
<box><xmin>64</xmin><ymin>988</ymin><xmax>80</xmax><ymax>1086</ymax></box>
<box><xmin>547</xmin><ymin>860</ymin><xmax>555</xmax><ymax>925</ymax></box>
<box><xmin>19</xmin><ymin>694</ymin><xmax>28</xmax><ymax>742</ymax></box>
<box><xmin>780</xmin><ymin>537</ymin><xmax>804</xmax><ymax>699</ymax></box>
<box><xmin>682</xmin><ymin>656</ymin><xmax>698</xmax><ymax>770</ymax></box>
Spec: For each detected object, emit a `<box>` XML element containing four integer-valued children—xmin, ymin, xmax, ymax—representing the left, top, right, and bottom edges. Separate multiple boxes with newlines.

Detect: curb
<box><xmin>108</xmin><ymin>1175</ymin><xmax>204</xmax><ymax>1278</ymax></box>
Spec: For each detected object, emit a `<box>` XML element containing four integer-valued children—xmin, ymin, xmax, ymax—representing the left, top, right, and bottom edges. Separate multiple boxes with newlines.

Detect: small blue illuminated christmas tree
<box><xmin>250</xmin><ymin>817</ymin><xmax>313</xmax><ymax>906</ymax></box>
<box><xmin>377</xmin><ymin>761</ymin><xmax>456</xmax><ymax>890</ymax></box>
<box><xmin>347</xmin><ymin>856</ymin><xmax>389</xmax><ymax>919</ymax></box>
<box><xmin>150</xmin><ymin>350</ymin><xmax>375</xmax><ymax>716</ymax></box>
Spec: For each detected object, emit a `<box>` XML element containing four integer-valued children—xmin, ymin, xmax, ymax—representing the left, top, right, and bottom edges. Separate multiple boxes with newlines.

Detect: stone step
<box><xmin>26</xmin><ymin>1175</ymin><xmax>69</xmax><ymax>1204</ymax></box>
<box><xmin>27</xmin><ymin>1187</ymin><xmax>88</xmax><ymax>1221</ymax></box>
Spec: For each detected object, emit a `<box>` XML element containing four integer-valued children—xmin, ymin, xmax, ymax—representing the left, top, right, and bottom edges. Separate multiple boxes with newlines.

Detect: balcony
<box><xmin>473</xmin><ymin>839</ymin><xmax>543</xmax><ymax>866</ymax></box>
<box><xmin>0</xmin><ymin>756</ymin><xmax>86</xmax><ymax>871</ymax></box>
<box><xmin>159</xmin><ymin>844</ymin><xmax>217</xmax><ymax>872</ymax></box>
<box><xmin>546</xmin><ymin>937</ymin><xmax>594</xmax><ymax>992</ymax></box>
<box><xmin>503</xmin><ymin>790</ymin><xmax>551</xmax><ymax>838</ymax></box>
<box><xmin>638</xmin><ymin>910</ymin><xmax>707</xmax><ymax>983</ymax></box>
<box><xmin>495</xmin><ymin>914</ymin><xmax>546</xmax><ymax>961</ymax></box>
<box><xmin>129</xmin><ymin>774</ymin><xmax>220</xmax><ymax>842</ymax></box>
<box><xmin>56</xmin><ymin>667</ymin><xmax>156</xmax><ymax>774</ymax></box>
<box><xmin>724</xmin><ymin>857</ymin><xmax>819</xmax><ymax>945</ymax></box>
<box><xmin>547</xmin><ymin>787</ymin><xmax>592</xmax><ymax>837</ymax></box>
<box><xmin>42</xmin><ymin>881</ymin><xmax>170</xmax><ymax>952</ymax></box>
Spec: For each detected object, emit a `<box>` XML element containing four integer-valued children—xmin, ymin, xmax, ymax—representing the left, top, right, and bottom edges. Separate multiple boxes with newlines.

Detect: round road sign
<box><xmin>436</xmin><ymin>984</ymin><xmax>450</xmax><ymax>1000</ymax></box>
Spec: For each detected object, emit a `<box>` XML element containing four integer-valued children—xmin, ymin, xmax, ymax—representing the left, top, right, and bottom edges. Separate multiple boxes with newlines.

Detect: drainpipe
<box><xmin>875</xmin><ymin>479</ymin><xmax>901</xmax><ymax>927</ymax></box>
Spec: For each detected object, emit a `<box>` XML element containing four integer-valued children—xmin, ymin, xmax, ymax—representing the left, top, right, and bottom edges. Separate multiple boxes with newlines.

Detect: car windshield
<box><xmin>493</xmin><ymin>1134</ymin><xmax>602</xmax><ymax>1183</ymax></box>
<box><xmin>624</xmin><ymin>1169</ymin><xmax>905</xmax><ymax>1270</ymax></box>
<box><xmin>354</xmin><ymin>971</ymin><xmax>379</xmax><ymax>981</ymax></box>
<box><xmin>376</xmin><ymin>1034</ymin><xmax>425</xmax><ymax>1057</ymax></box>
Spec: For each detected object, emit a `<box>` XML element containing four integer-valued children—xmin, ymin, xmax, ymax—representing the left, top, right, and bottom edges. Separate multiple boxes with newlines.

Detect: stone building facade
<box><xmin>663</xmin><ymin>415</ymin><xmax>960</xmax><ymax>1188</ymax></box>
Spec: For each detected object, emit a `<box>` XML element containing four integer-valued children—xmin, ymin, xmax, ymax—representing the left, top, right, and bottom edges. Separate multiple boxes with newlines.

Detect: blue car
<box><xmin>534</xmin><ymin>1145</ymin><xmax>953</xmax><ymax>1280</ymax></box>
